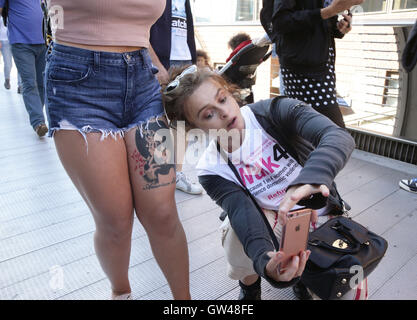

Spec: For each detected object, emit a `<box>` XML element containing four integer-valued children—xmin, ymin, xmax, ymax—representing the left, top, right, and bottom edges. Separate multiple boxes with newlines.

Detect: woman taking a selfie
<box><xmin>162</xmin><ymin>65</ymin><xmax>368</xmax><ymax>300</ymax></box>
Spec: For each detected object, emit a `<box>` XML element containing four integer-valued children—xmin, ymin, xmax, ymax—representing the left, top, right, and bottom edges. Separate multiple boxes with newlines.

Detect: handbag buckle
<box><xmin>332</xmin><ymin>239</ymin><xmax>349</xmax><ymax>249</ymax></box>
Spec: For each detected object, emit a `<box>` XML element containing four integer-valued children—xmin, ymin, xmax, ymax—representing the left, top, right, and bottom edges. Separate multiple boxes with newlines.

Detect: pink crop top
<box><xmin>49</xmin><ymin>0</ymin><xmax>166</xmax><ymax>47</ymax></box>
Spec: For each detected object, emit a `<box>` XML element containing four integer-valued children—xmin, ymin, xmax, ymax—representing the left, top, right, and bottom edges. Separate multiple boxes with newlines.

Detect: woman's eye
<box><xmin>219</xmin><ymin>96</ymin><xmax>227</xmax><ymax>103</ymax></box>
<box><xmin>205</xmin><ymin>113</ymin><xmax>213</xmax><ymax>119</ymax></box>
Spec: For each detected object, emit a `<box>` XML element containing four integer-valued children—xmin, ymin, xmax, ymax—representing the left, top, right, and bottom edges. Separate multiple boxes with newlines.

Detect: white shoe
<box><xmin>176</xmin><ymin>172</ymin><xmax>203</xmax><ymax>195</ymax></box>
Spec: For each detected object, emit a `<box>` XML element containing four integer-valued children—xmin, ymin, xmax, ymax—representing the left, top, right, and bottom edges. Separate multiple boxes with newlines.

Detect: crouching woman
<box><xmin>162</xmin><ymin>65</ymin><xmax>368</xmax><ymax>300</ymax></box>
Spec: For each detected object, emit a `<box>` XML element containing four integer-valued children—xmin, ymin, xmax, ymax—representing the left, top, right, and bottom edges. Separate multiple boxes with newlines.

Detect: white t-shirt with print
<box><xmin>197</xmin><ymin>105</ymin><xmax>304</xmax><ymax>211</ymax></box>
<box><xmin>170</xmin><ymin>0</ymin><xmax>192</xmax><ymax>61</ymax></box>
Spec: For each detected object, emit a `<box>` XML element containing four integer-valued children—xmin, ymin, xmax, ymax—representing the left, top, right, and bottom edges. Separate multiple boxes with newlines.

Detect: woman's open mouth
<box><xmin>227</xmin><ymin>117</ymin><xmax>237</xmax><ymax>129</ymax></box>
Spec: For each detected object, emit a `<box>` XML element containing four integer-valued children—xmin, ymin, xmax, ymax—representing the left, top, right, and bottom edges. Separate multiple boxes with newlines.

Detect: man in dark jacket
<box><xmin>149</xmin><ymin>0</ymin><xmax>197</xmax><ymax>85</ymax></box>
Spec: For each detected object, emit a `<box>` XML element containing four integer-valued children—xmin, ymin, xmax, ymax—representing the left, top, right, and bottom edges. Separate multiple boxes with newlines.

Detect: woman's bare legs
<box><xmin>125</xmin><ymin>118</ymin><xmax>191</xmax><ymax>299</ymax></box>
<box><xmin>54</xmin><ymin>131</ymin><xmax>134</xmax><ymax>297</ymax></box>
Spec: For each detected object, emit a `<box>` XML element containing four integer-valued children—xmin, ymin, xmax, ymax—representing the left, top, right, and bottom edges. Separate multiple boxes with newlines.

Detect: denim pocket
<box><xmin>47</xmin><ymin>61</ymin><xmax>92</xmax><ymax>84</ymax></box>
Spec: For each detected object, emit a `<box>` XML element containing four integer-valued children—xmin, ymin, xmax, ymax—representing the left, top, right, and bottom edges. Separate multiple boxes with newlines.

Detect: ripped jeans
<box><xmin>45</xmin><ymin>43</ymin><xmax>164</xmax><ymax>142</ymax></box>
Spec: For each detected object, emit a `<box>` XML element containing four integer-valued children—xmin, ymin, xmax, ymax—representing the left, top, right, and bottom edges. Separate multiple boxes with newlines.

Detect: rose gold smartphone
<box><xmin>278</xmin><ymin>208</ymin><xmax>312</xmax><ymax>273</ymax></box>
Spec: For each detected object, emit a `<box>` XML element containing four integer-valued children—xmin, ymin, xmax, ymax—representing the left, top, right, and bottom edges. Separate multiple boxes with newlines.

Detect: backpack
<box><xmin>1</xmin><ymin>0</ymin><xmax>8</xmax><ymax>27</ymax></box>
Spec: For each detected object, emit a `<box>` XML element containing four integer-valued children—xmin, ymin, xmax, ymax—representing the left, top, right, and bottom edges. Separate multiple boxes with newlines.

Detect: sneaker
<box><xmin>292</xmin><ymin>281</ymin><xmax>313</xmax><ymax>300</ymax></box>
<box><xmin>35</xmin><ymin>123</ymin><xmax>48</xmax><ymax>137</ymax></box>
<box><xmin>399</xmin><ymin>178</ymin><xmax>417</xmax><ymax>194</ymax></box>
<box><xmin>4</xmin><ymin>79</ymin><xmax>10</xmax><ymax>90</ymax></box>
<box><xmin>176</xmin><ymin>172</ymin><xmax>203</xmax><ymax>195</ymax></box>
<box><xmin>238</xmin><ymin>278</ymin><xmax>261</xmax><ymax>300</ymax></box>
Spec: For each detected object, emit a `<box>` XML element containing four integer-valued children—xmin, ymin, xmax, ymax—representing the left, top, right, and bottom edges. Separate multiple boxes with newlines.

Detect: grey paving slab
<box><xmin>0</xmin><ymin>214</ymin><xmax>95</xmax><ymax>262</ymax></box>
<box><xmin>335</xmin><ymin>161</ymin><xmax>395</xmax><ymax>196</ymax></box>
<box><xmin>0</xmin><ymin>231</ymin><xmax>96</xmax><ymax>289</ymax></box>
<box><xmin>371</xmin><ymin>254</ymin><xmax>417</xmax><ymax>300</ymax></box>
<box><xmin>141</xmin><ymin>257</ymin><xmax>236</xmax><ymax>300</ymax></box>
<box><xmin>0</xmin><ymin>232</ymin><xmax>155</xmax><ymax>300</ymax></box>
<box><xmin>0</xmin><ymin>200</ymin><xmax>89</xmax><ymax>240</ymax></box>
<box><xmin>336</xmin><ymin>157</ymin><xmax>370</xmax><ymax>179</ymax></box>
<box><xmin>0</xmin><ymin>170</ymin><xmax>70</xmax><ymax>195</ymax></box>
<box><xmin>366</xmin><ymin>209</ymin><xmax>417</xmax><ymax>299</ymax></box>
<box><xmin>59</xmin><ymin>229</ymin><xmax>224</xmax><ymax>300</ymax></box>
<box><xmin>352</xmin><ymin>190</ymin><xmax>417</xmax><ymax>235</ymax></box>
<box><xmin>341</xmin><ymin>169</ymin><xmax>409</xmax><ymax>217</ymax></box>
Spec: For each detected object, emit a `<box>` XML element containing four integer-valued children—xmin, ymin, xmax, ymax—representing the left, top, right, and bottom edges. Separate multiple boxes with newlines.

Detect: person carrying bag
<box><xmin>218</xmin><ymin>139</ymin><xmax>388</xmax><ymax>300</ymax></box>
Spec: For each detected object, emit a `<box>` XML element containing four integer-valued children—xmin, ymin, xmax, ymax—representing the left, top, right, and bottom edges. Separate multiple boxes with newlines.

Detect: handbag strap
<box><xmin>216</xmin><ymin>142</ymin><xmax>280</xmax><ymax>250</ymax></box>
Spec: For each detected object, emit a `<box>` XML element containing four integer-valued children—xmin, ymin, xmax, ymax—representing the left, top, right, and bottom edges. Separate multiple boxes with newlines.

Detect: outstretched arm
<box><xmin>268</xmin><ymin>98</ymin><xmax>355</xmax><ymax>224</ymax></box>
<box><xmin>270</xmin><ymin>98</ymin><xmax>355</xmax><ymax>191</ymax></box>
<box><xmin>199</xmin><ymin>174</ymin><xmax>307</xmax><ymax>287</ymax></box>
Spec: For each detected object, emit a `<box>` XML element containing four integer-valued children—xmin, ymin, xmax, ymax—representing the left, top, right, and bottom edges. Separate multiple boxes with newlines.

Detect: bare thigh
<box><xmin>124</xmin><ymin>117</ymin><xmax>177</xmax><ymax>223</ymax></box>
<box><xmin>53</xmin><ymin>131</ymin><xmax>134</xmax><ymax>232</ymax></box>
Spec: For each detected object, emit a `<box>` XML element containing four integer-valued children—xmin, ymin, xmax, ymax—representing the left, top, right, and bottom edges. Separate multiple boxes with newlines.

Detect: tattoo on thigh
<box><xmin>131</xmin><ymin>118</ymin><xmax>175</xmax><ymax>190</ymax></box>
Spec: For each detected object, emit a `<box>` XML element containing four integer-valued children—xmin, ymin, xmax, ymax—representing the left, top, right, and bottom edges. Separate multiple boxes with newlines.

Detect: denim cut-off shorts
<box><xmin>45</xmin><ymin>43</ymin><xmax>165</xmax><ymax>141</ymax></box>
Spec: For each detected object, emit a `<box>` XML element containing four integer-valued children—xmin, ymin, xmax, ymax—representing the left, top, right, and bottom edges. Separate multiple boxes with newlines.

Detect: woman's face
<box><xmin>183</xmin><ymin>79</ymin><xmax>245</xmax><ymax>134</ymax></box>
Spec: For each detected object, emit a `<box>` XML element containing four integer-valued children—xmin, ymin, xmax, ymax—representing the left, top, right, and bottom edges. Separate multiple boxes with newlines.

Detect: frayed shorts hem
<box><xmin>48</xmin><ymin>112</ymin><xmax>166</xmax><ymax>140</ymax></box>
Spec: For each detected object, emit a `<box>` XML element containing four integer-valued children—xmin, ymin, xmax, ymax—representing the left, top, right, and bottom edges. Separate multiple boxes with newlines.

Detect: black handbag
<box><xmin>301</xmin><ymin>215</ymin><xmax>388</xmax><ymax>299</ymax></box>
<box><xmin>216</xmin><ymin>142</ymin><xmax>388</xmax><ymax>300</ymax></box>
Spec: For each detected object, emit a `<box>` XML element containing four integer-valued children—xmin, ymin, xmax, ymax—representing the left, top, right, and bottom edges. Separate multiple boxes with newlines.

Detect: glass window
<box><xmin>392</xmin><ymin>0</ymin><xmax>417</xmax><ymax>10</ymax></box>
<box><xmin>193</xmin><ymin>0</ymin><xmax>261</xmax><ymax>24</ymax></box>
<box><xmin>357</xmin><ymin>0</ymin><xmax>387</xmax><ymax>13</ymax></box>
<box><xmin>193</xmin><ymin>0</ymin><xmax>234</xmax><ymax>24</ymax></box>
<box><xmin>235</xmin><ymin>0</ymin><xmax>254</xmax><ymax>21</ymax></box>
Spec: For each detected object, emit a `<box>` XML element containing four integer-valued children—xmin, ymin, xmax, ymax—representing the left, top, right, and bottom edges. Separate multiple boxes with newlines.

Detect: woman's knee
<box><xmin>137</xmin><ymin>201</ymin><xmax>180</xmax><ymax>237</ymax></box>
<box><xmin>94</xmin><ymin>210</ymin><xmax>134</xmax><ymax>243</ymax></box>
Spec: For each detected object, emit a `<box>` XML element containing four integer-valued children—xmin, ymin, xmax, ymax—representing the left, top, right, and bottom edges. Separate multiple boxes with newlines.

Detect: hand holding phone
<box><xmin>344</xmin><ymin>9</ymin><xmax>352</xmax><ymax>27</ymax></box>
<box><xmin>266</xmin><ymin>249</ymin><xmax>311</xmax><ymax>282</ymax></box>
<box><xmin>278</xmin><ymin>184</ymin><xmax>327</xmax><ymax>226</ymax></box>
<box><xmin>278</xmin><ymin>208</ymin><xmax>312</xmax><ymax>273</ymax></box>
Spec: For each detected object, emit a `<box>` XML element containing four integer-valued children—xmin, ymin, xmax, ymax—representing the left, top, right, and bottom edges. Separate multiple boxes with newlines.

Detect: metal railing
<box><xmin>337</xmin><ymin>18</ymin><xmax>417</xmax><ymax>164</ymax></box>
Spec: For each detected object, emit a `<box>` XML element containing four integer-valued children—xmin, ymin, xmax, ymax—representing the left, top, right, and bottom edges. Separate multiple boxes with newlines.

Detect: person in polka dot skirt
<box><xmin>271</xmin><ymin>0</ymin><xmax>363</xmax><ymax>128</ymax></box>
<box><xmin>281</xmin><ymin>46</ymin><xmax>343</xmax><ymax>126</ymax></box>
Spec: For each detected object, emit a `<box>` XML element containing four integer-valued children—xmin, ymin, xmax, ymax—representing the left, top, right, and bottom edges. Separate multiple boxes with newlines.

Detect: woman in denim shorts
<box><xmin>45</xmin><ymin>0</ymin><xmax>190</xmax><ymax>299</ymax></box>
